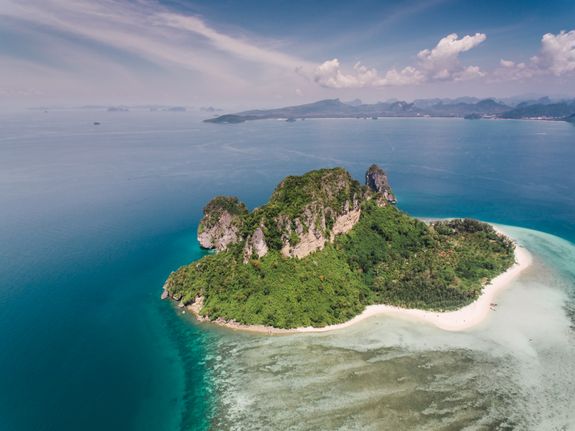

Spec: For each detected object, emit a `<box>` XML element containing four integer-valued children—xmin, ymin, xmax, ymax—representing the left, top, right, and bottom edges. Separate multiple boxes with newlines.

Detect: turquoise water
<box><xmin>208</xmin><ymin>226</ymin><xmax>575</xmax><ymax>430</ymax></box>
<box><xmin>0</xmin><ymin>111</ymin><xmax>574</xmax><ymax>430</ymax></box>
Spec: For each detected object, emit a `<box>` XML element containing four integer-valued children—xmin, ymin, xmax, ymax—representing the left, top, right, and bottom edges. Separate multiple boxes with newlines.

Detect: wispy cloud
<box><xmin>1</xmin><ymin>0</ymin><xmax>574</xmax><ymax>104</ymax></box>
<box><xmin>158</xmin><ymin>13</ymin><xmax>308</xmax><ymax>70</ymax></box>
<box><xmin>0</xmin><ymin>0</ymin><xmax>315</xmax><ymax>103</ymax></box>
<box><xmin>1</xmin><ymin>0</ymin><xmax>314</xmax><ymax>80</ymax></box>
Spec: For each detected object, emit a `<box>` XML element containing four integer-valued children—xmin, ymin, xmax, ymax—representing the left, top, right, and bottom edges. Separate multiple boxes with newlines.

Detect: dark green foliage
<box><xmin>385</xmin><ymin>220</ymin><xmax>514</xmax><ymax>309</ymax></box>
<box><xmin>166</xmin><ymin>199</ymin><xmax>515</xmax><ymax>328</ymax></box>
<box><xmin>336</xmin><ymin>203</ymin><xmax>433</xmax><ymax>280</ymax></box>
<box><xmin>337</xmin><ymin>207</ymin><xmax>514</xmax><ymax>310</ymax></box>
<box><xmin>166</xmin><ymin>247</ymin><xmax>366</xmax><ymax>328</ymax></box>
<box><xmin>268</xmin><ymin>168</ymin><xmax>363</xmax><ymax>218</ymax></box>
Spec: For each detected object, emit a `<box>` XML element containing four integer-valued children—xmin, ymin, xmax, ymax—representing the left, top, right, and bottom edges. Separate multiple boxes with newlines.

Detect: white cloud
<box><xmin>313</xmin><ymin>59</ymin><xmax>427</xmax><ymax>89</ymax></box>
<box><xmin>417</xmin><ymin>33</ymin><xmax>486</xmax><ymax>80</ymax></box>
<box><xmin>380</xmin><ymin>66</ymin><xmax>426</xmax><ymax>86</ymax></box>
<box><xmin>453</xmin><ymin>65</ymin><xmax>485</xmax><ymax>81</ymax></box>
<box><xmin>500</xmin><ymin>59</ymin><xmax>516</xmax><ymax>68</ymax></box>
<box><xmin>494</xmin><ymin>59</ymin><xmax>533</xmax><ymax>81</ymax></box>
<box><xmin>494</xmin><ymin>29</ymin><xmax>575</xmax><ymax>81</ymax></box>
<box><xmin>536</xmin><ymin>30</ymin><xmax>575</xmax><ymax>76</ymax></box>
<box><xmin>314</xmin><ymin>33</ymin><xmax>485</xmax><ymax>88</ymax></box>
<box><xmin>314</xmin><ymin>59</ymin><xmax>380</xmax><ymax>88</ymax></box>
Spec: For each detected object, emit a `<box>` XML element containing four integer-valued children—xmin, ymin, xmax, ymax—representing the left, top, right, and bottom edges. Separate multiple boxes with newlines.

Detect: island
<box><xmin>464</xmin><ymin>113</ymin><xmax>482</xmax><ymax>120</ymax></box>
<box><xmin>162</xmin><ymin>165</ymin><xmax>523</xmax><ymax>332</ymax></box>
<box><xmin>203</xmin><ymin>97</ymin><xmax>575</xmax><ymax>123</ymax></box>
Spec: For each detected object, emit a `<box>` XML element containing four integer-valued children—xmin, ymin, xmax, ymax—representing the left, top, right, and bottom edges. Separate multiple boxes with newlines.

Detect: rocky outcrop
<box><xmin>365</xmin><ymin>164</ymin><xmax>396</xmax><ymax>205</ymax></box>
<box><xmin>267</xmin><ymin>169</ymin><xmax>365</xmax><ymax>259</ymax></box>
<box><xmin>193</xmin><ymin>165</ymin><xmax>396</xmax><ymax>263</ymax></box>
<box><xmin>331</xmin><ymin>207</ymin><xmax>361</xmax><ymax>238</ymax></box>
<box><xmin>280</xmin><ymin>209</ymin><xmax>327</xmax><ymax>259</ymax></box>
<box><xmin>197</xmin><ymin>196</ymin><xmax>247</xmax><ymax>251</ymax></box>
<box><xmin>243</xmin><ymin>226</ymin><xmax>269</xmax><ymax>262</ymax></box>
<box><xmin>276</xmin><ymin>196</ymin><xmax>363</xmax><ymax>258</ymax></box>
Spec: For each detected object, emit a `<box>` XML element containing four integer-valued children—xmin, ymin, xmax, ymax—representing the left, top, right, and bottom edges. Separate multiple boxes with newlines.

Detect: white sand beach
<box><xmin>191</xmin><ymin>227</ymin><xmax>533</xmax><ymax>334</ymax></box>
<box><xmin>295</xmin><ymin>244</ymin><xmax>532</xmax><ymax>333</ymax></box>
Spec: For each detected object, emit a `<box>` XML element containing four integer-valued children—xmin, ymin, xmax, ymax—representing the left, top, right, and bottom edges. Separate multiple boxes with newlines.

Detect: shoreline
<box><xmin>208</xmin><ymin>116</ymin><xmax>569</xmax><ymax>125</ymax></box>
<box><xmin>185</xmin><ymin>227</ymin><xmax>533</xmax><ymax>335</ymax></box>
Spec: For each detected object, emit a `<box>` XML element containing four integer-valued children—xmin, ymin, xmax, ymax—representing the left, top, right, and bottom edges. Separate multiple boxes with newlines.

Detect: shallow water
<box><xmin>208</xmin><ymin>227</ymin><xmax>575</xmax><ymax>430</ymax></box>
<box><xmin>0</xmin><ymin>110</ymin><xmax>574</xmax><ymax>430</ymax></box>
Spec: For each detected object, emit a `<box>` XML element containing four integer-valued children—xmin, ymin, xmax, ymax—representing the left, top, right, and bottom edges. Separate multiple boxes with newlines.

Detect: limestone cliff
<box><xmin>365</xmin><ymin>164</ymin><xmax>397</xmax><ymax>205</ymax></box>
<box><xmin>197</xmin><ymin>196</ymin><xmax>247</xmax><ymax>251</ymax></box>
<box><xmin>196</xmin><ymin>165</ymin><xmax>395</xmax><ymax>261</ymax></box>
<box><xmin>243</xmin><ymin>226</ymin><xmax>269</xmax><ymax>262</ymax></box>
<box><xmin>269</xmin><ymin>168</ymin><xmax>363</xmax><ymax>259</ymax></box>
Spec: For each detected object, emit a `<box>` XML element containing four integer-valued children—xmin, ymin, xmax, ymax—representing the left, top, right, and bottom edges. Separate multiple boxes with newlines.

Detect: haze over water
<box><xmin>1</xmin><ymin>110</ymin><xmax>574</xmax><ymax>430</ymax></box>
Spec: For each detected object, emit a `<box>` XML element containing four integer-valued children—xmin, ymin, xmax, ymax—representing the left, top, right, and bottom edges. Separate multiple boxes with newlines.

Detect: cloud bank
<box><xmin>314</xmin><ymin>33</ymin><xmax>486</xmax><ymax>88</ymax></box>
<box><xmin>496</xmin><ymin>30</ymin><xmax>575</xmax><ymax>81</ymax></box>
<box><xmin>315</xmin><ymin>29</ymin><xmax>575</xmax><ymax>89</ymax></box>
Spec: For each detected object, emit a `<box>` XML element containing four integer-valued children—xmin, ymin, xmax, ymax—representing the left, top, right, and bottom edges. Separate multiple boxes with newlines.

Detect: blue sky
<box><xmin>1</xmin><ymin>0</ymin><xmax>574</xmax><ymax>107</ymax></box>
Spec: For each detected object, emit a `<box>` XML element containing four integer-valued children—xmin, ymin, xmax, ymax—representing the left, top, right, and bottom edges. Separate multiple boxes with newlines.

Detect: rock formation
<box><xmin>197</xmin><ymin>196</ymin><xmax>247</xmax><ymax>251</ymax></box>
<box><xmin>243</xmin><ymin>226</ymin><xmax>269</xmax><ymax>261</ymax></box>
<box><xmin>365</xmin><ymin>164</ymin><xmax>396</xmax><ymax>205</ymax></box>
<box><xmin>195</xmin><ymin>165</ymin><xmax>396</xmax><ymax>262</ymax></box>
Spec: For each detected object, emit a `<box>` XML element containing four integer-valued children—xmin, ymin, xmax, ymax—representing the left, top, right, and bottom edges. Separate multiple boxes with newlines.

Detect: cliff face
<box><xmin>365</xmin><ymin>164</ymin><xmax>397</xmax><ymax>205</ymax></box>
<box><xmin>197</xmin><ymin>165</ymin><xmax>395</xmax><ymax>261</ymax></box>
<box><xmin>243</xmin><ymin>226</ymin><xmax>269</xmax><ymax>261</ymax></box>
<box><xmin>269</xmin><ymin>168</ymin><xmax>363</xmax><ymax>259</ymax></box>
<box><xmin>197</xmin><ymin>196</ymin><xmax>247</xmax><ymax>251</ymax></box>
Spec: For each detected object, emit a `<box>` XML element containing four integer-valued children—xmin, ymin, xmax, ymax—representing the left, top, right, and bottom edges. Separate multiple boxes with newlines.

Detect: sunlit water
<box><xmin>0</xmin><ymin>110</ymin><xmax>573</xmax><ymax>430</ymax></box>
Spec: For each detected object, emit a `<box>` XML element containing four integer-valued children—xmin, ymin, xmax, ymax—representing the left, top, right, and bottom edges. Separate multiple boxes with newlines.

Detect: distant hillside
<box><xmin>498</xmin><ymin>101</ymin><xmax>575</xmax><ymax>120</ymax></box>
<box><xmin>429</xmin><ymin>99</ymin><xmax>509</xmax><ymax>117</ymax></box>
<box><xmin>204</xmin><ymin>97</ymin><xmax>575</xmax><ymax>124</ymax></box>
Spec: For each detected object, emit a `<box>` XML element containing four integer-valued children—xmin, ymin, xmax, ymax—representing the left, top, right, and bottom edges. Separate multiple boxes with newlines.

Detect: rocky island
<box><xmin>162</xmin><ymin>165</ymin><xmax>516</xmax><ymax>330</ymax></box>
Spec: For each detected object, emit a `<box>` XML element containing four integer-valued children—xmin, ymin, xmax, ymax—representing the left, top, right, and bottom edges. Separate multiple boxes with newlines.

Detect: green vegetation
<box><xmin>198</xmin><ymin>196</ymin><xmax>247</xmax><ymax>231</ymax></box>
<box><xmin>269</xmin><ymin>168</ymin><xmax>362</xmax><ymax>218</ymax></box>
<box><xmin>167</xmin><ymin>246</ymin><xmax>365</xmax><ymax>328</ymax></box>
<box><xmin>337</xmin><ymin>205</ymin><xmax>515</xmax><ymax>310</ymax></box>
<box><xmin>165</xmin><ymin>200</ymin><xmax>515</xmax><ymax>328</ymax></box>
<box><xmin>239</xmin><ymin>168</ymin><xmax>363</xmax><ymax>251</ymax></box>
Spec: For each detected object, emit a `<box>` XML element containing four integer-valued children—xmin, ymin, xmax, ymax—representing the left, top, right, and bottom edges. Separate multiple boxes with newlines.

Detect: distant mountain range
<box><xmin>205</xmin><ymin>97</ymin><xmax>575</xmax><ymax>124</ymax></box>
<box><xmin>498</xmin><ymin>100</ymin><xmax>575</xmax><ymax>119</ymax></box>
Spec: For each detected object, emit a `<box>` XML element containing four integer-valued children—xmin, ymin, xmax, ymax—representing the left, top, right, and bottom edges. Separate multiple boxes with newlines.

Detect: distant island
<box><xmin>204</xmin><ymin>97</ymin><xmax>575</xmax><ymax>124</ymax></box>
<box><xmin>162</xmin><ymin>165</ymin><xmax>517</xmax><ymax>331</ymax></box>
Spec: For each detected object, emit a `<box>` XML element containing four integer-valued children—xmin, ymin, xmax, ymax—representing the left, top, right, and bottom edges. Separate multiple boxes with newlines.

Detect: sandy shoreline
<box><xmin>187</xmin><ymin>227</ymin><xmax>533</xmax><ymax>334</ymax></box>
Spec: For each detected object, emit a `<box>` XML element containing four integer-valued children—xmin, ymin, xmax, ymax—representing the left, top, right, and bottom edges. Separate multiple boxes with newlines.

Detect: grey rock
<box><xmin>365</xmin><ymin>164</ymin><xmax>396</xmax><ymax>204</ymax></box>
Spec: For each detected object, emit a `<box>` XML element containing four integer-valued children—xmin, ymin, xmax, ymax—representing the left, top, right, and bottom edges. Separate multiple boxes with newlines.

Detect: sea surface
<box><xmin>0</xmin><ymin>110</ymin><xmax>574</xmax><ymax>430</ymax></box>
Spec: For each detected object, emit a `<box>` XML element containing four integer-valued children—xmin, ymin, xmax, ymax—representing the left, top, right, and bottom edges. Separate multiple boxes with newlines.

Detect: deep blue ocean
<box><xmin>1</xmin><ymin>110</ymin><xmax>574</xmax><ymax>430</ymax></box>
